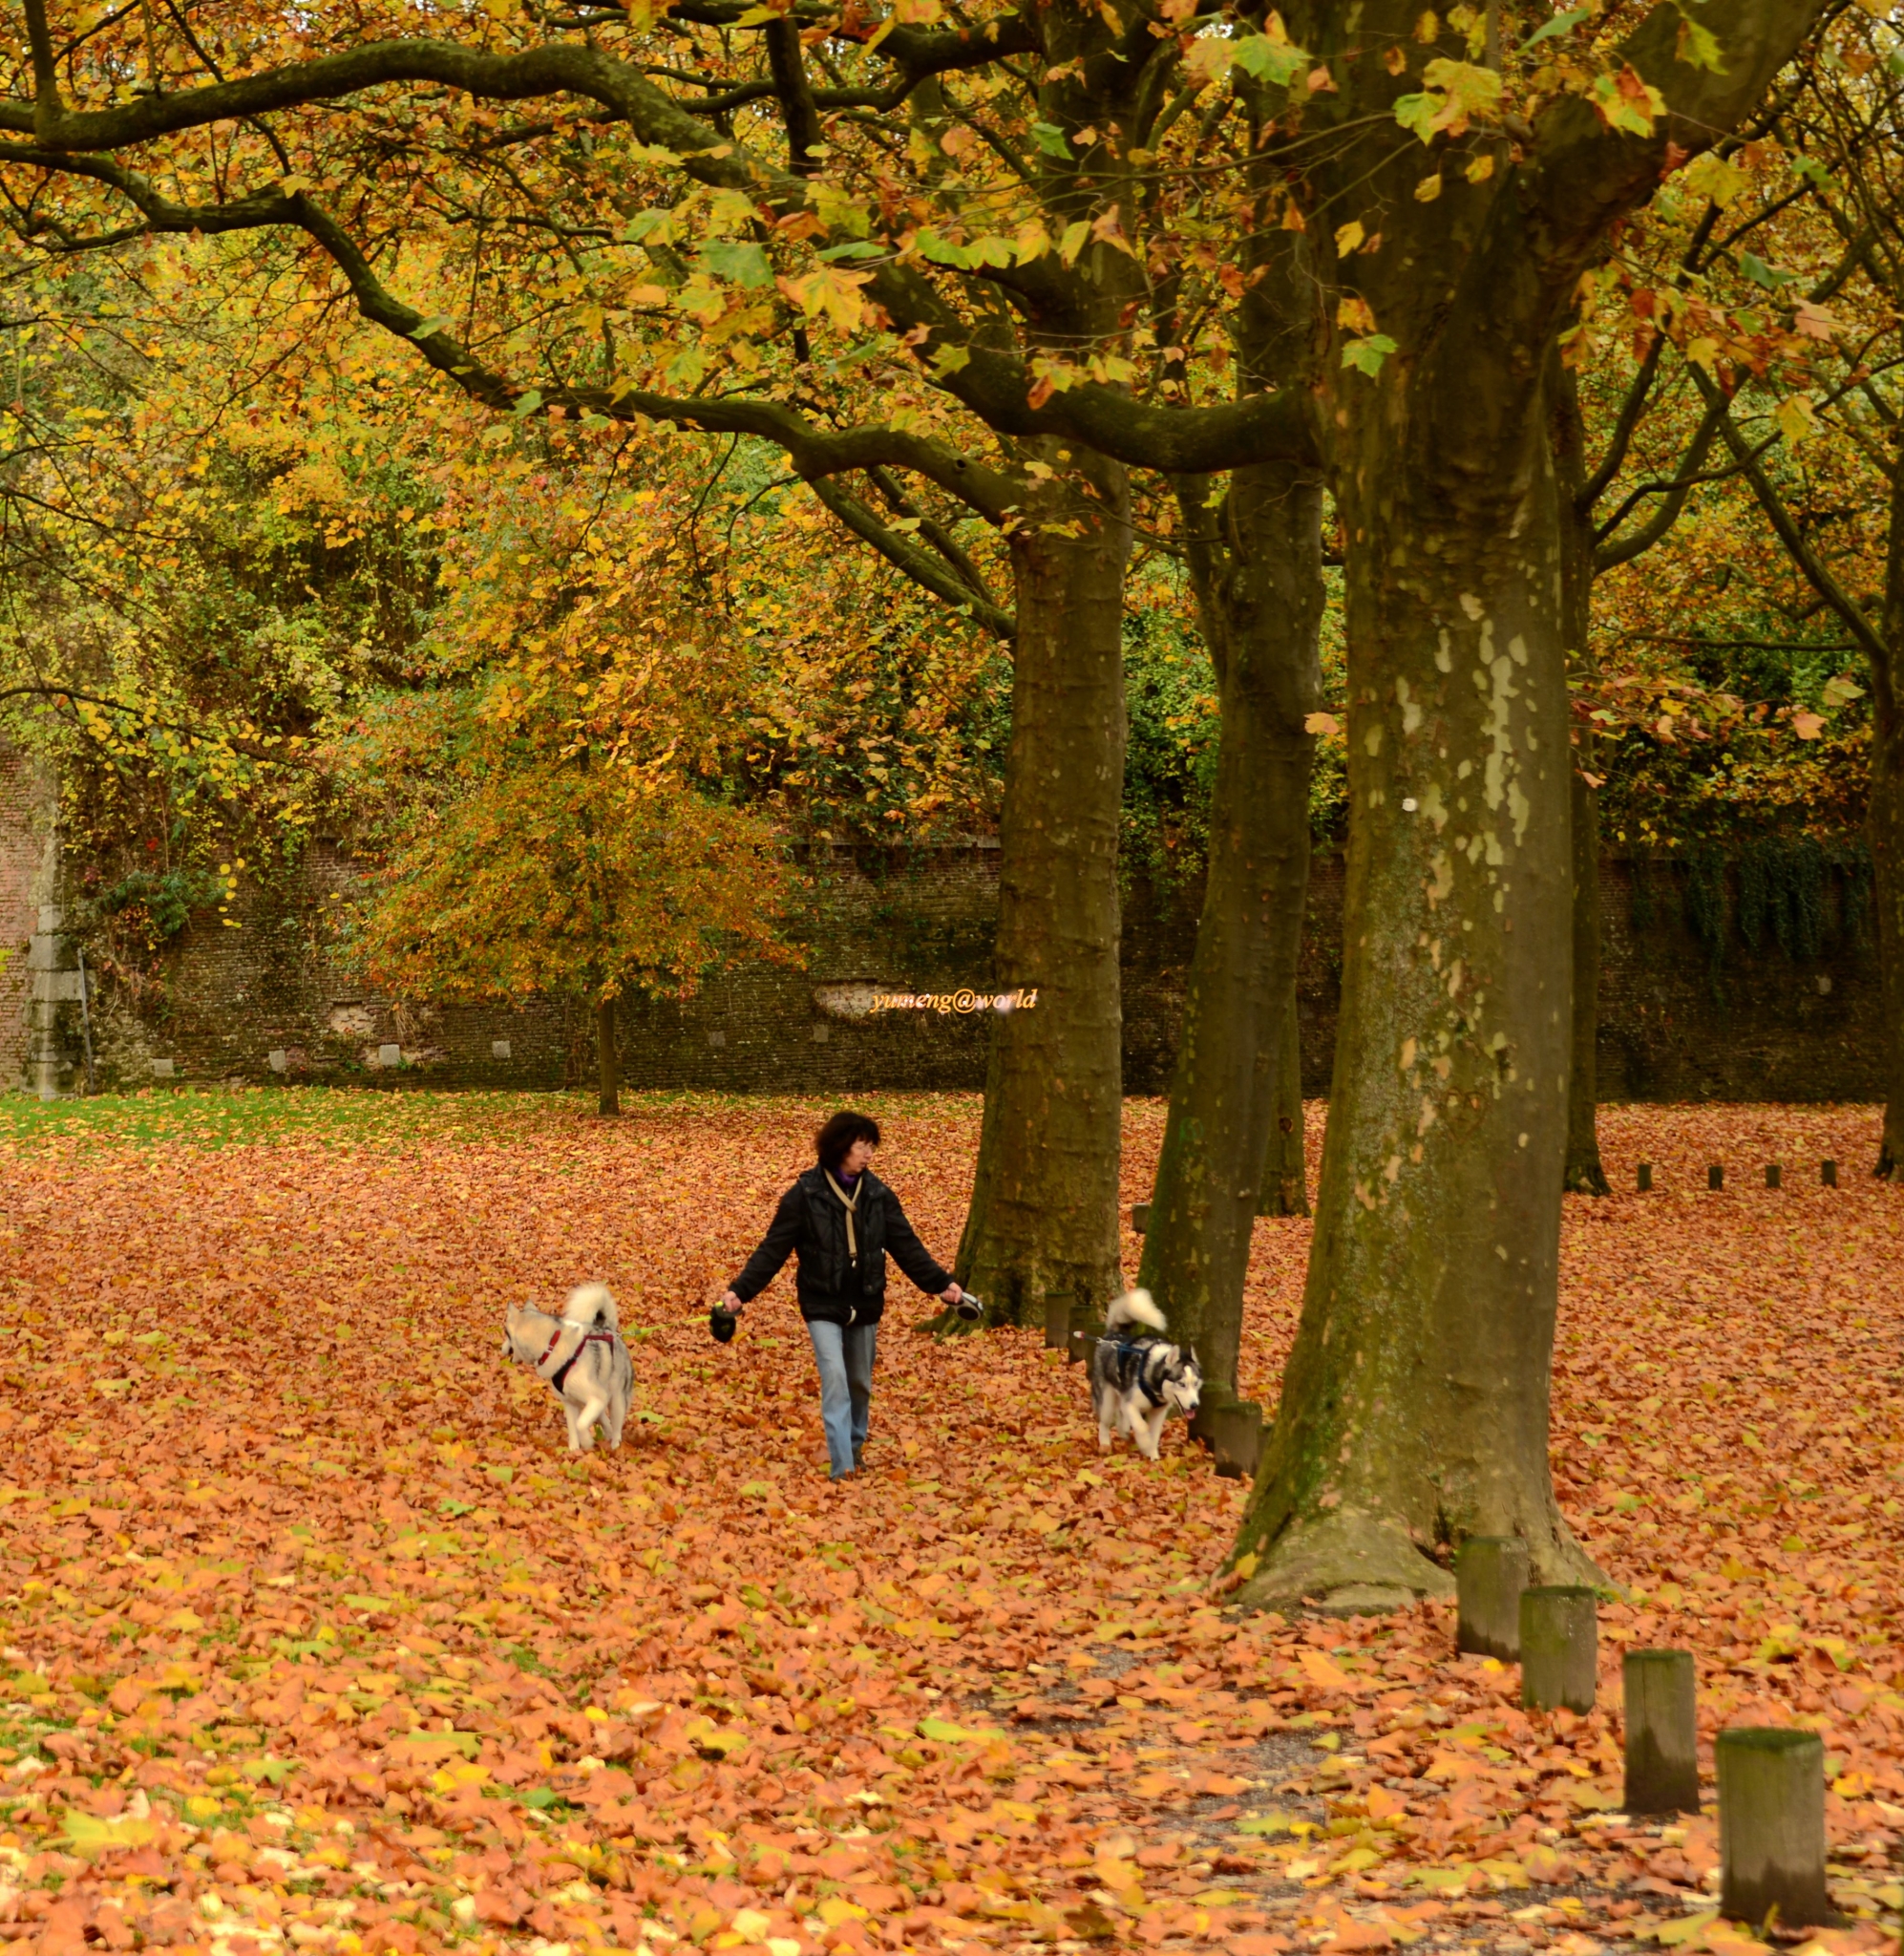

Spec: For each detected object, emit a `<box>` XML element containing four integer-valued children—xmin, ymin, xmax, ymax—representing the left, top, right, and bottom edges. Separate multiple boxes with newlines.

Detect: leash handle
<box><xmin>951</xmin><ymin>1290</ymin><xmax>983</xmax><ymax>1322</ymax></box>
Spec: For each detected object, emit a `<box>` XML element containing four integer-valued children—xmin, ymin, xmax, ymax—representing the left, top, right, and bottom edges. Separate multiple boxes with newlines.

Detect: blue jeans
<box><xmin>807</xmin><ymin>1320</ymin><xmax>878</xmax><ymax>1478</ymax></box>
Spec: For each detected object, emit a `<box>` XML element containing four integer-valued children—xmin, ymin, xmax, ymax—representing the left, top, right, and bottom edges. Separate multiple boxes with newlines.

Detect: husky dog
<box><xmin>501</xmin><ymin>1283</ymin><xmax>633</xmax><ymax>1452</ymax></box>
<box><xmin>1090</xmin><ymin>1289</ymin><xmax>1203</xmax><ymax>1459</ymax></box>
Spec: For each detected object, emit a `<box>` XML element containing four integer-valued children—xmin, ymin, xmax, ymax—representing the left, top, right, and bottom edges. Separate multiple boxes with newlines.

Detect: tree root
<box><xmin>1562</xmin><ymin>1155</ymin><xmax>1612</xmax><ymax>1197</ymax></box>
<box><xmin>1233</xmin><ymin>1508</ymin><xmax>1455</xmax><ymax>1617</ymax></box>
<box><xmin>1233</xmin><ymin>1503</ymin><xmax>1605</xmax><ymax>1617</ymax></box>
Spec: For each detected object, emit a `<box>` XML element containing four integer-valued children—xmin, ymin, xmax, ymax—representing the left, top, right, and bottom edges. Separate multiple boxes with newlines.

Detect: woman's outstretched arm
<box><xmin>882</xmin><ymin>1193</ymin><xmax>956</xmax><ymax>1297</ymax></box>
<box><xmin>730</xmin><ymin>1185</ymin><xmax>805</xmax><ymax>1306</ymax></box>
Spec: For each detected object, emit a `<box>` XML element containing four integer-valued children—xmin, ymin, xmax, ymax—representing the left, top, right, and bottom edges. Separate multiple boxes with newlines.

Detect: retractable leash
<box><xmin>951</xmin><ymin>1290</ymin><xmax>984</xmax><ymax>1322</ymax></box>
<box><xmin>710</xmin><ymin>1303</ymin><xmax>739</xmax><ymax>1344</ymax></box>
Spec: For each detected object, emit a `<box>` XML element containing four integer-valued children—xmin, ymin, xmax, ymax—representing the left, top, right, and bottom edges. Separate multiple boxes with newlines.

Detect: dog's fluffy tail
<box><xmin>564</xmin><ymin>1282</ymin><xmax>618</xmax><ymax>1329</ymax></box>
<box><xmin>1105</xmin><ymin>1288</ymin><xmax>1165</xmax><ymax>1334</ymax></box>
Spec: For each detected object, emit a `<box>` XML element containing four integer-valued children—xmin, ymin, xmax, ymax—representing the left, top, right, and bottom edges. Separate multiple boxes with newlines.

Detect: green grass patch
<box><xmin>0</xmin><ymin>1084</ymin><xmax>891</xmax><ymax>1151</ymax></box>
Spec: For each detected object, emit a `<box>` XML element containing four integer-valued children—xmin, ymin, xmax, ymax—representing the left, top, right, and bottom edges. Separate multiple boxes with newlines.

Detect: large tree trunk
<box><xmin>597</xmin><ymin>996</ymin><xmax>621</xmax><ymax>1116</ymax></box>
<box><xmin>1137</xmin><ymin>464</ymin><xmax>1322</xmax><ymax>1397</ymax></box>
<box><xmin>954</xmin><ymin>451</ymin><xmax>1130</xmax><ymax>1329</ymax></box>
<box><xmin>1259</xmin><ymin>990</ymin><xmax>1310</xmax><ymax>1218</ymax></box>
<box><xmin>1551</xmin><ymin>365</ymin><xmax>1611</xmax><ymax>1197</ymax></box>
<box><xmin>1870</xmin><ymin>466</ymin><xmax>1904</xmax><ymax>1177</ymax></box>
<box><xmin>1233</xmin><ymin>377</ymin><xmax>1599</xmax><ymax>1614</ymax></box>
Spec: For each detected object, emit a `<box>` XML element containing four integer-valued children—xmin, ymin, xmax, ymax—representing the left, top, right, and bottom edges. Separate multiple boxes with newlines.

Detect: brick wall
<box><xmin>0</xmin><ymin>740</ymin><xmax>1886</xmax><ymax>1101</ymax></box>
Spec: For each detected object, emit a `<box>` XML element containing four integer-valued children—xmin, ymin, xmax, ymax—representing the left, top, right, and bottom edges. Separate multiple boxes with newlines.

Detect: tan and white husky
<box><xmin>501</xmin><ymin>1283</ymin><xmax>632</xmax><ymax>1452</ymax></box>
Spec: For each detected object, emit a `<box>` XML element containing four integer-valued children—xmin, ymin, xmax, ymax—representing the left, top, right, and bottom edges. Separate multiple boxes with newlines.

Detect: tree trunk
<box><xmin>1232</xmin><ymin>377</ymin><xmax>1600</xmax><ymax>1614</ymax></box>
<box><xmin>953</xmin><ymin>451</ymin><xmax>1130</xmax><ymax>1329</ymax></box>
<box><xmin>1259</xmin><ymin>989</ymin><xmax>1310</xmax><ymax>1218</ymax></box>
<box><xmin>1564</xmin><ymin>766</ymin><xmax>1610</xmax><ymax>1193</ymax></box>
<box><xmin>1551</xmin><ymin>363</ymin><xmax>1610</xmax><ymax>1197</ymax></box>
<box><xmin>1137</xmin><ymin>464</ymin><xmax>1322</xmax><ymax>1396</ymax></box>
<box><xmin>598</xmin><ymin>995</ymin><xmax>621</xmax><ymax>1116</ymax></box>
<box><xmin>1870</xmin><ymin>462</ymin><xmax>1904</xmax><ymax>1177</ymax></box>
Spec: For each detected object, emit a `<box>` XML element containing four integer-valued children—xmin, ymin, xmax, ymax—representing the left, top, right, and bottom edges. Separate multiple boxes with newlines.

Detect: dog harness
<box><xmin>533</xmin><ymin>1318</ymin><xmax>622</xmax><ymax>1393</ymax></box>
<box><xmin>1097</xmin><ymin>1335</ymin><xmax>1170</xmax><ymax>1408</ymax></box>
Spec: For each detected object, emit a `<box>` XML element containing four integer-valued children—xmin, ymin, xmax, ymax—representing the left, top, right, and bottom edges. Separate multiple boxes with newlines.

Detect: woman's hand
<box><xmin>721</xmin><ymin>1290</ymin><xmax>744</xmax><ymax>1313</ymax></box>
<box><xmin>939</xmin><ymin>1283</ymin><xmax>963</xmax><ymax>1306</ymax></box>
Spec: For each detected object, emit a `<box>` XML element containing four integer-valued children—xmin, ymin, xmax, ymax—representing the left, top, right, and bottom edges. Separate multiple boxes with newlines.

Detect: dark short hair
<box><xmin>814</xmin><ymin>1110</ymin><xmax>881</xmax><ymax>1170</ymax></box>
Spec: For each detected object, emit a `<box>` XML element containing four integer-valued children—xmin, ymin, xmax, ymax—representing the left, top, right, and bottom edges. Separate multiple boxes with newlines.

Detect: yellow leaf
<box><xmin>62</xmin><ymin>1812</ymin><xmax>158</xmax><ymax>1853</ymax></box>
<box><xmin>1299</xmin><ymin>1648</ymin><xmax>1355</xmax><ymax>1690</ymax></box>
<box><xmin>1682</xmin><ymin>150</ymin><xmax>1750</xmax><ymax>207</ymax></box>
<box><xmin>1415</xmin><ymin>173</ymin><xmax>1444</xmax><ymax>202</ymax></box>
<box><xmin>1334</xmin><ymin>220</ymin><xmax>1366</xmax><ymax>255</ymax></box>
<box><xmin>1774</xmin><ymin>394</ymin><xmax>1819</xmax><ymax>445</ymax></box>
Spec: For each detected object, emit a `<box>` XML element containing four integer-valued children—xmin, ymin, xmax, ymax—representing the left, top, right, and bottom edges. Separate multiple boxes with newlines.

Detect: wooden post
<box><xmin>1130</xmin><ymin>1202</ymin><xmax>1151</xmax><ymax>1235</ymax></box>
<box><xmin>1623</xmin><ymin>1650</ymin><xmax>1699</xmax><ymax>1815</ymax></box>
<box><xmin>1456</xmin><ymin>1536</ymin><xmax>1530</xmax><ymax>1659</ymax></box>
<box><xmin>1044</xmin><ymin>1292</ymin><xmax>1070</xmax><ymax>1350</ymax></box>
<box><xmin>1718</xmin><ymin>1728</ymin><xmax>1830</xmax><ymax>1928</ymax></box>
<box><xmin>1765</xmin><ymin>1163</ymin><xmax>1782</xmax><ymax>1190</ymax></box>
<box><xmin>1206</xmin><ymin>1401</ymin><xmax>1262</xmax><ymax>1480</ymax></box>
<box><xmin>1708</xmin><ymin>1163</ymin><xmax>1724</xmax><ymax>1191</ymax></box>
<box><xmin>1520</xmin><ymin>1586</ymin><xmax>1597</xmax><ymax>1712</ymax></box>
<box><xmin>1822</xmin><ymin>1160</ymin><xmax>1838</xmax><ymax>1188</ymax></box>
<box><xmin>1637</xmin><ymin>1162</ymin><xmax>1653</xmax><ymax>1192</ymax></box>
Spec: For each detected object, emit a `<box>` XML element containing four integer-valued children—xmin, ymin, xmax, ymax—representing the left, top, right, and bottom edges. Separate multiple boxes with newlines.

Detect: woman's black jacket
<box><xmin>730</xmin><ymin>1166</ymin><xmax>951</xmax><ymax>1327</ymax></box>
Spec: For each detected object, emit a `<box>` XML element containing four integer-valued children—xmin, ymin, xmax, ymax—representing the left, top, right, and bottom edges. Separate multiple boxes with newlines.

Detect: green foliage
<box><xmin>1737</xmin><ymin>837</ymin><xmax>1825</xmax><ymax>959</ymax></box>
<box><xmin>1120</xmin><ymin>602</ymin><xmax>1219</xmax><ymax>889</ymax></box>
<box><xmin>89</xmin><ymin>867</ymin><xmax>223</xmax><ymax>942</ymax></box>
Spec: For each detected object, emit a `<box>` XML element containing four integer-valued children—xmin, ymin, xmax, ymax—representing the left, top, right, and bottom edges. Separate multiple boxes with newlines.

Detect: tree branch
<box><xmin>1592</xmin><ymin>395</ymin><xmax>1729</xmax><ymax>570</ymax></box>
<box><xmin>1690</xmin><ymin>365</ymin><xmax>1891</xmax><ymax>667</ymax></box>
<box><xmin>806</xmin><ymin>477</ymin><xmax>1016</xmax><ymax>639</ymax></box>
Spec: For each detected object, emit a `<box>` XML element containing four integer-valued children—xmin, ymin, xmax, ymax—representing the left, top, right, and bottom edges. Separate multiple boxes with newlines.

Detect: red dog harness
<box><xmin>535</xmin><ymin>1322</ymin><xmax>620</xmax><ymax>1393</ymax></box>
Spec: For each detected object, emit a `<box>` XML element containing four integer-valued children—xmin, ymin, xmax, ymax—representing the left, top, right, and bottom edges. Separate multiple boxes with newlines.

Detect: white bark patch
<box><xmin>1399</xmin><ymin>1037</ymin><xmax>1417</xmax><ymax>1071</ymax></box>
<box><xmin>1436</xmin><ymin>630</ymin><xmax>1453</xmax><ymax>674</ymax></box>
<box><xmin>1447</xmin><ymin>958</ymin><xmax>1464</xmax><ymax>997</ymax></box>
<box><xmin>1509</xmin><ymin>633</ymin><xmax>1530</xmax><ymax>667</ymax></box>
<box><xmin>1397</xmin><ymin>676</ymin><xmax>1423</xmax><ymax>734</ymax></box>
<box><xmin>1459</xmin><ymin>593</ymin><xmax>1484</xmax><ymax>621</ymax></box>
<box><xmin>1426</xmin><ymin>853</ymin><xmax>1453</xmax><ymax>907</ymax></box>
<box><xmin>1482</xmin><ymin>652</ymin><xmax>1521</xmax><ymax>826</ymax></box>
<box><xmin>1365</xmin><ymin>721</ymin><xmax>1384</xmax><ymax>756</ymax></box>
<box><xmin>1420</xmin><ymin>783</ymin><xmax>1449</xmax><ymax>831</ymax></box>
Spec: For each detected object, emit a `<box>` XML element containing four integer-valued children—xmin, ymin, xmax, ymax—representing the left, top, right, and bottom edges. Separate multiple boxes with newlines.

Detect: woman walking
<box><xmin>722</xmin><ymin>1111</ymin><xmax>965</xmax><ymax>1479</ymax></box>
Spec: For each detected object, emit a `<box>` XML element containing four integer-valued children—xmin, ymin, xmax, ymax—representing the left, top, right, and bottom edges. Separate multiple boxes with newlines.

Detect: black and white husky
<box><xmin>501</xmin><ymin>1282</ymin><xmax>632</xmax><ymax>1453</ymax></box>
<box><xmin>1090</xmin><ymin>1289</ymin><xmax>1203</xmax><ymax>1459</ymax></box>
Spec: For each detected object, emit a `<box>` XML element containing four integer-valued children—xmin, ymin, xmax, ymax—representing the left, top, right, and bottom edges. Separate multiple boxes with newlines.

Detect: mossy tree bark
<box><xmin>1259</xmin><ymin>991</ymin><xmax>1311</xmax><ymax>1218</ymax></box>
<box><xmin>1136</xmin><ymin>463</ymin><xmax>1322</xmax><ymax>1398</ymax></box>
<box><xmin>954</xmin><ymin>450</ymin><xmax>1131</xmax><ymax>1328</ymax></box>
<box><xmin>1230</xmin><ymin>0</ymin><xmax>1822</xmax><ymax>1612</ymax></box>
<box><xmin>1233</xmin><ymin>381</ymin><xmax>1597</xmax><ymax>1611</ymax></box>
